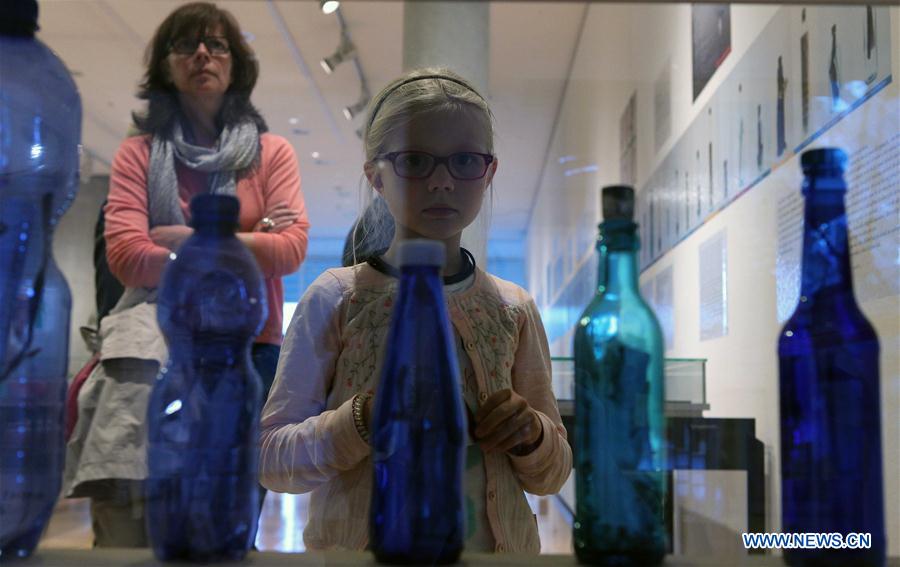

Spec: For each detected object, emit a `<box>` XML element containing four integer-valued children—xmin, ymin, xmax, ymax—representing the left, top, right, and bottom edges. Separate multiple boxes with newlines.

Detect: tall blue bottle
<box><xmin>778</xmin><ymin>148</ymin><xmax>885</xmax><ymax>567</ymax></box>
<box><xmin>146</xmin><ymin>194</ymin><xmax>266</xmax><ymax>562</ymax></box>
<box><xmin>0</xmin><ymin>1</ymin><xmax>82</xmax><ymax>559</ymax></box>
<box><xmin>370</xmin><ymin>239</ymin><xmax>466</xmax><ymax>565</ymax></box>
<box><xmin>573</xmin><ymin>186</ymin><xmax>667</xmax><ymax>565</ymax></box>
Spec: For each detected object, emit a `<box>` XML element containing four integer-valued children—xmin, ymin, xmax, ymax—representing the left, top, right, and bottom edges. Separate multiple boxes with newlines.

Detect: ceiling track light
<box><xmin>320</xmin><ymin>0</ymin><xmax>340</xmax><ymax>15</ymax></box>
<box><xmin>343</xmin><ymin>91</ymin><xmax>370</xmax><ymax>121</ymax></box>
<box><xmin>320</xmin><ymin>36</ymin><xmax>355</xmax><ymax>74</ymax></box>
<box><xmin>320</xmin><ymin>4</ymin><xmax>370</xmax><ymax>136</ymax></box>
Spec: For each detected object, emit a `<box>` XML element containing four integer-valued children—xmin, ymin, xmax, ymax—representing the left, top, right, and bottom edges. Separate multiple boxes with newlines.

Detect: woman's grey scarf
<box><xmin>147</xmin><ymin>119</ymin><xmax>259</xmax><ymax>227</ymax></box>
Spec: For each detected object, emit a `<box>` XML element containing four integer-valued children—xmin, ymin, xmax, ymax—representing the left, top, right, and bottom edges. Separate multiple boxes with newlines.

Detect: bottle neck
<box><xmin>596</xmin><ymin>222</ymin><xmax>640</xmax><ymax>298</ymax></box>
<box><xmin>799</xmin><ymin>175</ymin><xmax>852</xmax><ymax>298</ymax></box>
<box><xmin>400</xmin><ymin>265</ymin><xmax>442</xmax><ymax>281</ymax></box>
<box><xmin>599</xmin><ymin>248</ymin><xmax>640</xmax><ymax>298</ymax></box>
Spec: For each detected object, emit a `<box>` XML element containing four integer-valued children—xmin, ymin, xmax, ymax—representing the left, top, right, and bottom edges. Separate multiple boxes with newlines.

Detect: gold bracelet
<box><xmin>352</xmin><ymin>393</ymin><xmax>372</xmax><ymax>443</ymax></box>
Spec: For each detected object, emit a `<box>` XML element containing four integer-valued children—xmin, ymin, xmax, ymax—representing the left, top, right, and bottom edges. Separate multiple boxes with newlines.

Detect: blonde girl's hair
<box><xmin>346</xmin><ymin>67</ymin><xmax>496</xmax><ymax>266</ymax></box>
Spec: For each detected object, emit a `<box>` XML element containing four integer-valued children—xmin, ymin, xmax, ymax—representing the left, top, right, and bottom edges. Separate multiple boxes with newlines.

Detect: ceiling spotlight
<box><xmin>320</xmin><ymin>36</ymin><xmax>355</xmax><ymax>74</ymax></box>
<box><xmin>343</xmin><ymin>92</ymin><xmax>370</xmax><ymax>121</ymax></box>
<box><xmin>320</xmin><ymin>0</ymin><xmax>340</xmax><ymax>15</ymax></box>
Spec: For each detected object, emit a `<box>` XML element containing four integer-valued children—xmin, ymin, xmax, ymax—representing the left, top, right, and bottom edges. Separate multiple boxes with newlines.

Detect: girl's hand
<box><xmin>473</xmin><ymin>389</ymin><xmax>543</xmax><ymax>455</ymax></box>
<box><xmin>254</xmin><ymin>202</ymin><xmax>299</xmax><ymax>233</ymax></box>
<box><xmin>150</xmin><ymin>225</ymin><xmax>193</xmax><ymax>252</ymax></box>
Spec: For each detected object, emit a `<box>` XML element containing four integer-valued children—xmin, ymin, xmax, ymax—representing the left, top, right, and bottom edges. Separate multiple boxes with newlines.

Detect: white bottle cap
<box><xmin>397</xmin><ymin>239</ymin><xmax>445</xmax><ymax>267</ymax></box>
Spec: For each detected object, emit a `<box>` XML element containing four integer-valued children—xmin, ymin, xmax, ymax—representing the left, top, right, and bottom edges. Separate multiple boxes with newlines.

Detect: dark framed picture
<box><xmin>692</xmin><ymin>5</ymin><xmax>732</xmax><ymax>100</ymax></box>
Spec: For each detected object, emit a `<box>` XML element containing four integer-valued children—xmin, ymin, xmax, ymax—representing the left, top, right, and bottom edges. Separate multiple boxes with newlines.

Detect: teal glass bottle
<box><xmin>573</xmin><ymin>185</ymin><xmax>667</xmax><ymax>565</ymax></box>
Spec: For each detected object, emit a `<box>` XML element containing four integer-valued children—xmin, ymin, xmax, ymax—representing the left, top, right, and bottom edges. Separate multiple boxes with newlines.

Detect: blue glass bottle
<box><xmin>573</xmin><ymin>186</ymin><xmax>667</xmax><ymax>565</ymax></box>
<box><xmin>146</xmin><ymin>194</ymin><xmax>267</xmax><ymax>562</ymax></box>
<box><xmin>778</xmin><ymin>148</ymin><xmax>885</xmax><ymax>567</ymax></box>
<box><xmin>370</xmin><ymin>239</ymin><xmax>466</xmax><ymax>565</ymax></box>
<box><xmin>0</xmin><ymin>0</ymin><xmax>82</xmax><ymax>559</ymax></box>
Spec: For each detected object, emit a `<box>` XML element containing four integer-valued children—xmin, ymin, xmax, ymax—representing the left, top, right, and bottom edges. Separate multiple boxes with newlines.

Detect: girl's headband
<box><xmin>366</xmin><ymin>74</ymin><xmax>487</xmax><ymax>131</ymax></box>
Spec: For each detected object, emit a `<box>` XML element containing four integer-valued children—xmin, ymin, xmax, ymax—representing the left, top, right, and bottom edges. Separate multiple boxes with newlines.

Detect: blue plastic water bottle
<box><xmin>370</xmin><ymin>239</ymin><xmax>466</xmax><ymax>565</ymax></box>
<box><xmin>146</xmin><ymin>194</ymin><xmax>267</xmax><ymax>562</ymax></box>
<box><xmin>778</xmin><ymin>148</ymin><xmax>885</xmax><ymax>567</ymax></box>
<box><xmin>0</xmin><ymin>0</ymin><xmax>82</xmax><ymax>559</ymax></box>
<box><xmin>573</xmin><ymin>186</ymin><xmax>667</xmax><ymax>565</ymax></box>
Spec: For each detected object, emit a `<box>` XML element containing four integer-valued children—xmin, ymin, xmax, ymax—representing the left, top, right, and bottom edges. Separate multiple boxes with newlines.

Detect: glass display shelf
<box><xmin>551</xmin><ymin>356</ymin><xmax>709</xmax><ymax>417</ymax></box>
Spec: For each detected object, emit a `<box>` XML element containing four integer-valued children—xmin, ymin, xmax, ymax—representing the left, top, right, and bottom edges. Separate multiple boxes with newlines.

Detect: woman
<box><xmin>63</xmin><ymin>2</ymin><xmax>309</xmax><ymax>547</ymax></box>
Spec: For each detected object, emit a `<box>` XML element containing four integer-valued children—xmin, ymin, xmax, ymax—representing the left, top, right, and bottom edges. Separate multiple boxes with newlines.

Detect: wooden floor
<box><xmin>38</xmin><ymin>492</ymin><xmax>574</xmax><ymax>553</ymax></box>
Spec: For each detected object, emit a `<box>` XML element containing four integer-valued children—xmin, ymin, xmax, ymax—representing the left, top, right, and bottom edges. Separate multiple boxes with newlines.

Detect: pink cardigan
<box><xmin>104</xmin><ymin>133</ymin><xmax>309</xmax><ymax>345</ymax></box>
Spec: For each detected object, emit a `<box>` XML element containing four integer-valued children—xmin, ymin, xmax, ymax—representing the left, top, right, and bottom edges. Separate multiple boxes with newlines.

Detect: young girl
<box><xmin>259</xmin><ymin>68</ymin><xmax>571</xmax><ymax>553</ymax></box>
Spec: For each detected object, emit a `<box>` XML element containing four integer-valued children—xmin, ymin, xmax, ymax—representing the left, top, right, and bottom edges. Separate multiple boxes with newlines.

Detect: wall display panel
<box><xmin>638</xmin><ymin>5</ymin><xmax>893</xmax><ymax>272</ymax></box>
<box><xmin>619</xmin><ymin>92</ymin><xmax>638</xmax><ymax>186</ymax></box>
<box><xmin>639</xmin><ymin>181</ymin><xmax>652</xmax><ymax>268</ymax></box>
<box><xmin>654</xmin><ymin>60</ymin><xmax>673</xmax><ymax>152</ymax></box>
<box><xmin>703</xmin><ymin>107</ymin><xmax>718</xmax><ymax>219</ymax></box>
<box><xmin>699</xmin><ymin>229</ymin><xmax>728</xmax><ymax>341</ymax></box>
<box><xmin>655</xmin><ymin>265</ymin><xmax>675</xmax><ymax>350</ymax></box>
<box><xmin>642</xmin><ymin>264</ymin><xmax>677</xmax><ymax>351</ymax></box>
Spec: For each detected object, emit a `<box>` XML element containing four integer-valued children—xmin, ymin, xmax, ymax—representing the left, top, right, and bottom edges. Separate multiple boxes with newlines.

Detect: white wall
<box><xmin>528</xmin><ymin>4</ymin><xmax>899</xmax><ymax>555</ymax></box>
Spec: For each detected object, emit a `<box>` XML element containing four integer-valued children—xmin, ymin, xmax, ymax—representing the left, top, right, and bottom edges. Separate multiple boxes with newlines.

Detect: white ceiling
<box><xmin>36</xmin><ymin>0</ymin><xmax>585</xmax><ymax>240</ymax></box>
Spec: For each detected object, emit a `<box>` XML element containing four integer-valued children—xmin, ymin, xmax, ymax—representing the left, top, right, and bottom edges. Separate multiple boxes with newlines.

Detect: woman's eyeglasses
<box><xmin>169</xmin><ymin>36</ymin><xmax>230</xmax><ymax>56</ymax></box>
<box><xmin>376</xmin><ymin>151</ymin><xmax>494</xmax><ymax>180</ymax></box>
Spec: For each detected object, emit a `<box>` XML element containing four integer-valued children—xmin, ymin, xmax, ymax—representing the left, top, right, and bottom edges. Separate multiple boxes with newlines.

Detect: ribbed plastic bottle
<box><xmin>778</xmin><ymin>148</ymin><xmax>885</xmax><ymax>567</ymax></box>
<box><xmin>146</xmin><ymin>194</ymin><xmax>267</xmax><ymax>562</ymax></box>
<box><xmin>573</xmin><ymin>185</ymin><xmax>667</xmax><ymax>565</ymax></box>
<box><xmin>370</xmin><ymin>239</ymin><xmax>466</xmax><ymax>565</ymax></box>
<box><xmin>0</xmin><ymin>0</ymin><xmax>82</xmax><ymax>559</ymax></box>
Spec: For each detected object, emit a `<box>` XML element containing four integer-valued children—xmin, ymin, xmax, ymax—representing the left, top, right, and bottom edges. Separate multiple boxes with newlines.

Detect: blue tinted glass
<box><xmin>777</xmin><ymin>153</ymin><xmax>885</xmax><ymax>566</ymax></box>
<box><xmin>0</xmin><ymin>31</ymin><xmax>81</xmax><ymax>559</ymax></box>
<box><xmin>146</xmin><ymin>195</ymin><xmax>267</xmax><ymax>562</ymax></box>
<box><xmin>370</xmin><ymin>254</ymin><xmax>465</xmax><ymax>564</ymax></box>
